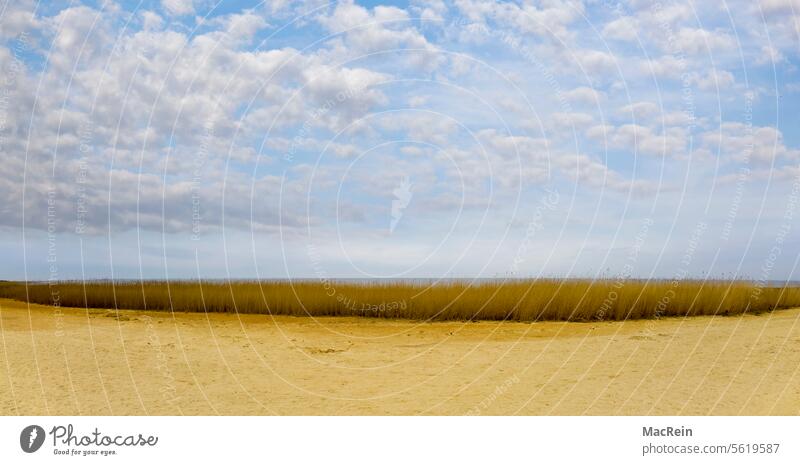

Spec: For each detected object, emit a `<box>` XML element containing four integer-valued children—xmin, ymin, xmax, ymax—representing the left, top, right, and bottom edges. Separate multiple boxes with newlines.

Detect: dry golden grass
<box><xmin>1</xmin><ymin>279</ymin><xmax>798</xmax><ymax>322</ymax></box>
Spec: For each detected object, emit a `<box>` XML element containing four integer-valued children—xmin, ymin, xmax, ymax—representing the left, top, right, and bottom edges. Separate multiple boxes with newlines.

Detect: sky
<box><xmin>0</xmin><ymin>0</ymin><xmax>798</xmax><ymax>281</ymax></box>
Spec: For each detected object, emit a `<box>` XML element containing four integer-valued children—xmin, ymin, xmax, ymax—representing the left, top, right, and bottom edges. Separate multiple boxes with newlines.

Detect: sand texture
<box><xmin>1</xmin><ymin>298</ymin><xmax>799</xmax><ymax>415</ymax></box>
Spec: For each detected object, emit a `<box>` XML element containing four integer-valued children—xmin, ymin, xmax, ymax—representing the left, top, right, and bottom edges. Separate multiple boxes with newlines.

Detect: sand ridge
<box><xmin>1</xmin><ymin>298</ymin><xmax>799</xmax><ymax>415</ymax></box>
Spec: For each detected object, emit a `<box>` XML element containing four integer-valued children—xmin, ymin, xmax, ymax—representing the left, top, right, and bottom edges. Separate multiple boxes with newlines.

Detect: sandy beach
<box><xmin>1</xmin><ymin>298</ymin><xmax>799</xmax><ymax>415</ymax></box>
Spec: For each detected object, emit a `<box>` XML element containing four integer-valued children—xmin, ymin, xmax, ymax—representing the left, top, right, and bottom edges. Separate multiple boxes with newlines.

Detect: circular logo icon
<box><xmin>20</xmin><ymin>425</ymin><xmax>45</xmax><ymax>453</ymax></box>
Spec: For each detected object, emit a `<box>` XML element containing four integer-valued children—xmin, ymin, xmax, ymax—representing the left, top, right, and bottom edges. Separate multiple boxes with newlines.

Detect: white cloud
<box><xmin>554</xmin><ymin>153</ymin><xmax>657</xmax><ymax>194</ymax></box>
<box><xmin>140</xmin><ymin>11</ymin><xmax>164</xmax><ymax>31</ymax></box>
<box><xmin>476</xmin><ymin>129</ymin><xmax>550</xmax><ymax>160</ymax></box>
<box><xmin>758</xmin><ymin>0</ymin><xmax>800</xmax><ymax>14</ymax></box>
<box><xmin>574</xmin><ymin>49</ymin><xmax>617</xmax><ymax>75</ymax></box>
<box><xmin>162</xmin><ymin>0</ymin><xmax>194</xmax><ymax>16</ymax></box>
<box><xmin>0</xmin><ymin>2</ymin><xmax>405</xmax><ymax>235</ymax></box>
<box><xmin>453</xmin><ymin>0</ymin><xmax>585</xmax><ymax>40</ymax></box>
<box><xmin>689</xmin><ymin>69</ymin><xmax>735</xmax><ymax>91</ymax></box>
<box><xmin>637</xmin><ymin>2</ymin><xmax>692</xmax><ymax>25</ymax></box>
<box><xmin>618</xmin><ymin>101</ymin><xmax>661</xmax><ymax>120</ymax></box>
<box><xmin>755</xmin><ymin>45</ymin><xmax>785</xmax><ymax>65</ymax></box>
<box><xmin>668</xmin><ymin>28</ymin><xmax>736</xmax><ymax>55</ymax></box>
<box><xmin>550</xmin><ymin>112</ymin><xmax>594</xmax><ymax>131</ymax></box>
<box><xmin>377</xmin><ymin>112</ymin><xmax>459</xmax><ymax>145</ymax></box>
<box><xmin>45</xmin><ymin>6</ymin><xmax>110</xmax><ymax>71</ymax></box>
<box><xmin>316</xmin><ymin>0</ymin><xmax>442</xmax><ymax>71</ymax></box>
<box><xmin>587</xmin><ymin>123</ymin><xmax>688</xmax><ymax>158</ymax></box>
<box><xmin>0</xmin><ymin>0</ymin><xmax>39</xmax><ymax>39</ymax></box>
<box><xmin>203</xmin><ymin>11</ymin><xmax>268</xmax><ymax>45</ymax></box>
<box><xmin>2</xmin><ymin>0</ymin><xmax>799</xmax><ymax>244</ymax></box>
<box><xmin>701</xmin><ymin>123</ymin><xmax>800</xmax><ymax>164</ymax></box>
<box><xmin>412</xmin><ymin>0</ymin><xmax>448</xmax><ymax>23</ymax></box>
<box><xmin>563</xmin><ymin>86</ymin><xmax>606</xmax><ymax>106</ymax></box>
<box><xmin>643</xmin><ymin>55</ymin><xmax>688</xmax><ymax>79</ymax></box>
<box><xmin>408</xmin><ymin>95</ymin><xmax>428</xmax><ymax>107</ymax></box>
<box><xmin>602</xmin><ymin>16</ymin><xmax>639</xmax><ymax>41</ymax></box>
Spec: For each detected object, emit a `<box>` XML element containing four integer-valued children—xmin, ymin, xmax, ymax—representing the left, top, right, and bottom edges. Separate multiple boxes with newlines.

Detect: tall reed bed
<box><xmin>0</xmin><ymin>279</ymin><xmax>797</xmax><ymax>322</ymax></box>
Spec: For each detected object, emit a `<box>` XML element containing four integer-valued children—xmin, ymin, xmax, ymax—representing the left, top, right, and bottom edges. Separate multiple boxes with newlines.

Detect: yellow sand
<box><xmin>1</xmin><ymin>298</ymin><xmax>799</xmax><ymax>415</ymax></box>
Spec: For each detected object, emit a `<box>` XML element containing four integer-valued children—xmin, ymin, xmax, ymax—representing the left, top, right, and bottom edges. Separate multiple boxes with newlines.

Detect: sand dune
<box><xmin>1</xmin><ymin>298</ymin><xmax>799</xmax><ymax>415</ymax></box>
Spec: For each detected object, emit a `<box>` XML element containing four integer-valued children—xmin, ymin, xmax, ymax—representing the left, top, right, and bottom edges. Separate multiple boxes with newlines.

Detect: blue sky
<box><xmin>0</xmin><ymin>0</ymin><xmax>798</xmax><ymax>281</ymax></box>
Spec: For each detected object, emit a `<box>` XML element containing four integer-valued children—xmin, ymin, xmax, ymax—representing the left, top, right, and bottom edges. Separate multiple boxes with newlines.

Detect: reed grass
<box><xmin>0</xmin><ymin>279</ymin><xmax>797</xmax><ymax>322</ymax></box>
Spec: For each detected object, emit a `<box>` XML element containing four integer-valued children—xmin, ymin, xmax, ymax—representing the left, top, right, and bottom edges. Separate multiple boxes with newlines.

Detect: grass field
<box><xmin>1</xmin><ymin>279</ymin><xmax>798</xmax><ymax>322</ymax></box>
